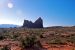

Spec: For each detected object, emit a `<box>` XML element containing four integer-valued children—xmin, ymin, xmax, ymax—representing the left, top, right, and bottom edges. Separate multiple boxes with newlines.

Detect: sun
<box><xmin>8</xmin><ymin>2</ymin><xmax>13</xmax><ymax>8</ymax></box>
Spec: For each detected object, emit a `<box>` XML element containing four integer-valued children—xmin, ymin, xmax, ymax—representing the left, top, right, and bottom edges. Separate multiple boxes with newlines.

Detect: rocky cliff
<box><xmin>22</xmin><ymin>17</ymin><xmax>43</xmax><ymax>28</ymax></box>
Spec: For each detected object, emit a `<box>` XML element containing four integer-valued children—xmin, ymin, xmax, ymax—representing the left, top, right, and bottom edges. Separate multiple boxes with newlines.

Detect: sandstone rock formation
<box><xmin>22</xmin><ymin>17</ymin><xmax>43</xmax><ymax>28</ymax></box>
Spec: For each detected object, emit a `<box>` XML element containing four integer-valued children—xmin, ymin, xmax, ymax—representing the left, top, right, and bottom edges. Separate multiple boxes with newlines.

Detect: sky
<box><xmin>0</xmin><ymin>0</ymin><xmax>75</xmax><ymax>27</ymax></box>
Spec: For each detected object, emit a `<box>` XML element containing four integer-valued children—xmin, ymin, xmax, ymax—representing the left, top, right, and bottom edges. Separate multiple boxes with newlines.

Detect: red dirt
<box><xmin>0</xmin><ymin>40</ymin><xmax>75</xmax><ymax>50</ymax></box>
<box><xmin>11</xmin><ymin>46</ymin><xmax>21</xmax><ymax>50</ymax></box>
<box><xmin>42</xmin><ymin>43</ymin><xmax>75</xmax><ymax>50</ymax></box>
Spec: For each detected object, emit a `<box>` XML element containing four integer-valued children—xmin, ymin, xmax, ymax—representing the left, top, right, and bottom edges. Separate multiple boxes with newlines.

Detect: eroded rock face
<box><xmin>34</xmin><ymin>17</ymin><xmax>43</xmax><ymax>28</ymax></box>
<box><xmin>22</xmin><ymin>17</ymin><xmax>43</xmax><ymax>28</ymax></box>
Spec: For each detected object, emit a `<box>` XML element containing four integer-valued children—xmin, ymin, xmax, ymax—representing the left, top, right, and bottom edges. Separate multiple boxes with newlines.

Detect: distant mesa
<box><xmin>0</xmin><ymin>24</ymin><xmax>18</xmax><ymax>28</ymax></box>
<box><xmin>22</xmin><ymin>17</ymin><xmax>43</xmax><ymax>28</ymax></box>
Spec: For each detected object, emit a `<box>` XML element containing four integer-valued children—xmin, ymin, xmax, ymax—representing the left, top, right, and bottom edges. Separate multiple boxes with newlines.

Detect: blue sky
<box><xmin>0</xmin><ymin>0</ymin><xmax>75</xmax><ymax>27</ymax></box>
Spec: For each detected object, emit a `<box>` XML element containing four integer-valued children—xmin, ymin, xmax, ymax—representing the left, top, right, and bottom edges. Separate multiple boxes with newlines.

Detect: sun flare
<box><xmin>8</xmin><ymin>2</ymin><xmax>13</xmax><ymax>8</ymax></box>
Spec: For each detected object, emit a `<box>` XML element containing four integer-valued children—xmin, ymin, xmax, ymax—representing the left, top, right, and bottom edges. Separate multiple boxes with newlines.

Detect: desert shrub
<box><xmin>69</xmin><ymin>35</ymin><xmax>75</xmax><ymax>44</ymax></box>
<box><xmin>0</xmin><ymin>35</ymin><xmax>5</xmax><ymax>40</ymax></box>
<box><xmin>49</xmin><ymin>38</ymin><xmax>65</xmax><ymax>44</ymax></box>
<box><xmin>6</xmin><ymin>32</ymin><xmax>20</xmax><ymax>40</ymax></box>
<box><xmin>1</xmin><ymin>45</ymin><xmax>9</xmax><ymax>50</ymax></box>
<box><xmin>3</xmin><ymin>30</ymin><xmax>7</xmax><ymax>33</ymax></box>
<box><xmin>21</xmin><ymin>35</ymin><xmax>37</xmax><ymax>48</ymax></box>
<box><xmin>12</xmin><ymin>34</ymin><xmax>19</xmax><ymax>40</ymax></box>
<box><xmin>21</xmin><ymin>35</ymin><xmax>42</xmax><ymax>49</ymax></box>
<box><xmin>40</xmin><ymin>34</ymin><xmax>45</xmax><ymax>38</ymax></box>
<box><xmin>36</xmin><ymin>40</ymin><xmax>42</xmax><ymax>48</ymax></box>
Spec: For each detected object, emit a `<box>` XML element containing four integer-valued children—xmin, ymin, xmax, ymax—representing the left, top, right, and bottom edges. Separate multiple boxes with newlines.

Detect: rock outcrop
<box><xmin>22</xmin><ymin>17</ymin><xmax>43</xmax><ymax>28</ymax></box>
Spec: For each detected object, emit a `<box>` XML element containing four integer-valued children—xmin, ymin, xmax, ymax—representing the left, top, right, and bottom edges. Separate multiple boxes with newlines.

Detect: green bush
<box><xmin>21</xmin><ymin>35</ymin><xmax>37</xmax><ymax>48</ymax></box>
